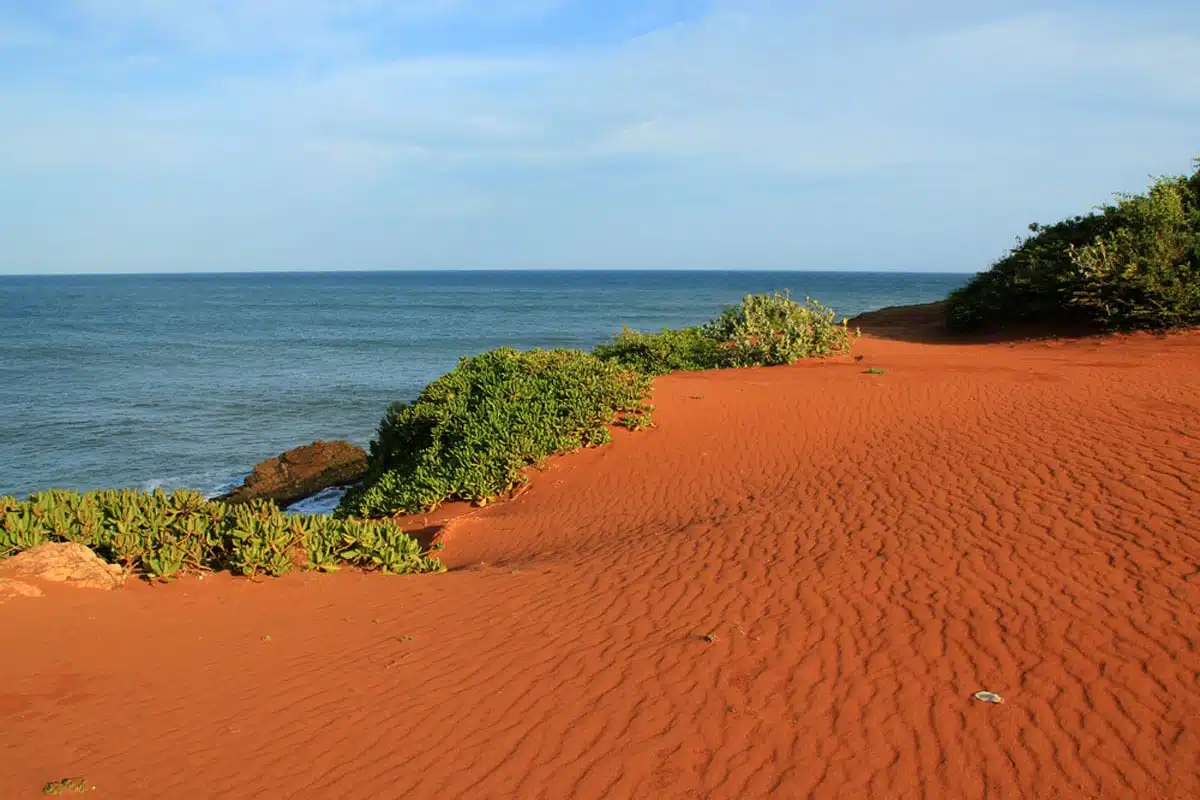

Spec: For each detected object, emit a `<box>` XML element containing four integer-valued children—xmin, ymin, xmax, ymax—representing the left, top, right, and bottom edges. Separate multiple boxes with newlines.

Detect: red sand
<box><xmin>3</xmin><ymin>327</ymin><xmax>1199</xmax><ymax>798</ymax></box>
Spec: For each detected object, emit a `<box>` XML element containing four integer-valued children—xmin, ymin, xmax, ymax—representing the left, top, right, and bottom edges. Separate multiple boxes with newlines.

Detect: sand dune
<box><xmin>3</xmin><ymin>329</ymin><xmax>1199</xmax><ymax>798</ymax></box>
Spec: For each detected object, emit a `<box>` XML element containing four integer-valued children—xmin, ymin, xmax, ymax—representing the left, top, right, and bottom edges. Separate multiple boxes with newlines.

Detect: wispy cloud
<box><xmin>932</xmin><ymin>11</ymin><xmax>1200</xmax><ymax>103</ymax></box>
<box><xmin>1</xmin><ymin>0</ymin><xmax>1197</xmax><ymax>273</ymax></box>
<box><xmin>62</xmin><ymin>0</ymin><xmax>572</xmax><ymax>52</ymax></box>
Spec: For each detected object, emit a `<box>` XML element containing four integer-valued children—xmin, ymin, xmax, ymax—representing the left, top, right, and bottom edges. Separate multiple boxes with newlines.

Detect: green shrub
<box><xmin>595</xmin><ymin>292</ymin><xmax>853</xmax><ymax>372</ymax></box>
<box><xmin>946</xmin><ymin>159</ymin><xmax>1200</xmax><ymax>332</ymax></box>
<box><xmin>336</xmin><ymin>348</ymin><xmax>653</xmax><ymax>517</ymax></box>
<box><xmin>1068</xmin><ymin>173</ymin><xmax>1200</xmax><ymax>328</ymax></box>
<box><xmin>592</xmin><ymin>325</ymin><xmax>722</xmax><ymax>375</ymax></box>
<box><xmin>0</xmin><ymin>488</ymin><xmax>443</xmax><ymax>581</ymax></box>
<box><xmin>702</xmin><ymin>291</ymin><xmax>854</xmax><ymax>366</ymax></box>
<box><xmin>944</xmin><ymin>214</ymin><xmax>1117</xmax><ymax>331</ymax></box>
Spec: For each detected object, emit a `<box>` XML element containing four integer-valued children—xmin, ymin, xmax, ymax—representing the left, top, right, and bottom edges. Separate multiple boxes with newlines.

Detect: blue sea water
<box><xmin>0</xmin><ymin>270</ymin><xmax>969</xmax><ymax>505</ymax></box>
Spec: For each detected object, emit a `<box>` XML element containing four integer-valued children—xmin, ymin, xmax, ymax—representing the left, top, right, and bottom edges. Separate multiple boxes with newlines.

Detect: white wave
<box><xmin>203</xmin><ymin>472</ymin><xmax>251</xmax><ymax>499</ymax></box>
<box><xmin>284</xmin><ymin>486</ymin><xmax>347</xmax><ymax>516</ymax></box>
<box><xmin>136</xmin><ymin>470</ymin><xmax>345</xmax><ymax>515</ymax></box>
<box><xmin>136</xmin><ymin>471</ymin><xmax>249</xmax><ymax>499</ymax></box>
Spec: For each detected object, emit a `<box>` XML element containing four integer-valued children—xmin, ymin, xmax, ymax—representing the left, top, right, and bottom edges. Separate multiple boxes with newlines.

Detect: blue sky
<box><xmin>1</xmin><ymin>0</ymin><xmax>1197</xmax><ymax>275</ymax></box>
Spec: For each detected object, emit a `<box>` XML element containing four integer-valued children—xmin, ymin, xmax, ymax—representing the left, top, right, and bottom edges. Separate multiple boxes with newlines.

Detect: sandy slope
<box><xmin>2</xmin><ymin>328</ymin><xmax>1198</xmax><ymax>799</ymax></box>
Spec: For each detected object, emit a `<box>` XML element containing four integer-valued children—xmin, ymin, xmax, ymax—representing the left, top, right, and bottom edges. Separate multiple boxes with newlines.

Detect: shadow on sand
<box><xmin>847</xmin><ymin>301</ymin><xmax>1107</xmax><ymax>345</ymax></box>
<box><xmin>403</xmin><ymin>523</ymin><xmax>448</xmax><ymax>552</ymax></box>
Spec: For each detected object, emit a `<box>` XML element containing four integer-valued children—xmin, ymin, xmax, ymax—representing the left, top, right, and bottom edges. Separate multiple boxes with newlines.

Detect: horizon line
<box><xmin>1</xmin><ymin>267</ymin><xmax>979</xmax><ymax>279</ymax></box>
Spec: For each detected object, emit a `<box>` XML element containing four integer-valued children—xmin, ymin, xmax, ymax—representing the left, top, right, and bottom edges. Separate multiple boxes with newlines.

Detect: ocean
<box><xmin>0</xmin><ymin>270</ymin><xmax>969</xmax><ymax>508</ymax></box>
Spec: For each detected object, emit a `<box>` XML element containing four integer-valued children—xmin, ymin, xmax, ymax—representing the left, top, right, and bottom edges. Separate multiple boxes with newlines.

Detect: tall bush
<box><xmin>1068</xmin><ymin>173</ymin><xmax>1200</xmax><ymax>328</ymax></box>
<box><xmin>946</xmin><ymin>159</ymin><xmax>1200</xmax><ymax>332</ymax></box>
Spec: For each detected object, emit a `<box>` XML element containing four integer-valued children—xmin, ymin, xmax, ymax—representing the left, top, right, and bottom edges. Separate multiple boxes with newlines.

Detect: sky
<box><xmin>0</xmin><ymin>0</ymin><xmax>1197</xmax><ymax>275</ymax></box>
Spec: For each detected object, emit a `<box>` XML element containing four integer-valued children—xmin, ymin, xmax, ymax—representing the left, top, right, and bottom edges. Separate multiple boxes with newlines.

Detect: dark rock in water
<box><xmin>217</xmin><ymin>440</ymin><xmax>367</xmax><ymax>509</ymax></box>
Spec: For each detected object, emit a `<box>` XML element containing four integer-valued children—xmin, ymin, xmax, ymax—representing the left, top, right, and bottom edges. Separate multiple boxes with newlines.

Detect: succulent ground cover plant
<box><xmin>0</xmin><ymin>488</ymin><xmax>443</xmax><ymax>580</ymax></box>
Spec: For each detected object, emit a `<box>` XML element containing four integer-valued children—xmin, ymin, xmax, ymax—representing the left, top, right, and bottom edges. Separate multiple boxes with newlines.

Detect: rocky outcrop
<box><xmin>217</xmin><ymin>440</ymin><xmax>368</xmax><ymax>508</ymax></box>
<box><xmin>1</xmin><ymin>543</ymin><xmax>126</xmax><ymax>590</ymax></box>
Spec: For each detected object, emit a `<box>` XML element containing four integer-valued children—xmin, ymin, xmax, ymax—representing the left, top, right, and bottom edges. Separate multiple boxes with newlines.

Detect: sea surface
<box><xmin>0</xmin><ymin>270</ymin><xmax>969</xmax><ymax>509</ymax></box>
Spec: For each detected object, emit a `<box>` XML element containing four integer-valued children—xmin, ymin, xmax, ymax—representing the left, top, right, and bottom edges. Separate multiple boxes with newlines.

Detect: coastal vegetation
<box><xmin>336</xmin><ymin>348</ymin><xmax>655</xmax><ymax>518</ymax></box>
<box><xmin>594</xmin><ymin>291</ymin><xmax>853</xmax><ymax>374</ymax></box>
<box><xmin>0</xmin><ymin>488</ymin><xmax>444</xmax><ymax>581</ymax></box>
<box><xmin>338</xmin><ymin>292</ymin><xmax>854</xmax><ymax>517</ymax></box>
<box><xmin>592</xmin><ymin>325</ymin><xmax>721</xmax><ymax>375</ymax></box>
<box><xmin>946</xmin><ymin>159</ymin><xmax>1200</xmax><ymax>332</ymax></box>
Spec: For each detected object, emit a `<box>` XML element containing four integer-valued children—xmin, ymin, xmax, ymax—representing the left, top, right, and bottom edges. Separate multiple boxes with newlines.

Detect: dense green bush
<box><xmin>0</xmin><ymin>488</ymin><xmax>443</xmax><ymax>581</ymax></box>
<box><xmin>593</xmin><ymin>325</ymin><xmax>723</xmax><ymax>375</ymax></box>
<box><xmin>946</xmin><ymin>160</ymin><xmax>1200</xmax><ymax>332</ymax></box>
<box><xmin>702</xmin><ymin>291</ymin><xmax>854</xmax><ymax>366</ymax></box>
<box><xmin>594</xmin><ymin>292</ymin><xmax>853</xmax><ymax>373</ymax></box>
<box><xmin>944</xmin><ymin>214</ymin><xmax>1117</xmax><ymax>331</ymax></box>
<box><xmin>1068</xmin><ymin>172</ymin><xmax>1200</xmax><ymax>328</ymax></box>
<box><xmin>336</xmin><ymin>348</ymin><xmax>653</xmax><ymax>517</ymax></box>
